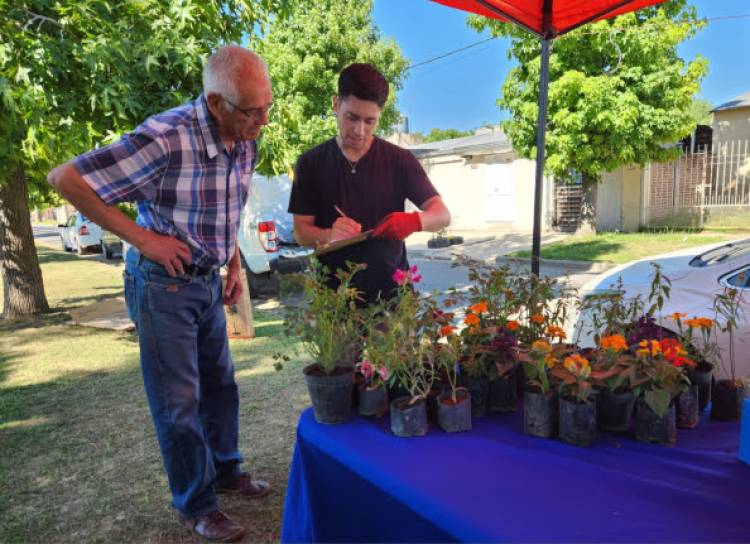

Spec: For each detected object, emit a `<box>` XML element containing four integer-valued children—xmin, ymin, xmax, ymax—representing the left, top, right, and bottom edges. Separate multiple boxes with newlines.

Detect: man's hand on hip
<box><xmin>138</xmin><ymin>230</ymin><xmax>192</xmax><ymax>277</ymax></box>
<box><xmin>372</xmin><ymin>212</ymin><xmax>422</xmax><ymax>241</ymax></box>
<box><xmin>223</xmin><ymin>260</ymin><xmax>243</xmax><ymax>305</ymax></box>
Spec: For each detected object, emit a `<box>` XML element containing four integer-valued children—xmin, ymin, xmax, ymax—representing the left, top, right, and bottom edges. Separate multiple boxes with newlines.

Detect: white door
<box><xmin>484</xmin><ymin>163</ymin><xmax>516</xmax><ymax>222</ymax></box>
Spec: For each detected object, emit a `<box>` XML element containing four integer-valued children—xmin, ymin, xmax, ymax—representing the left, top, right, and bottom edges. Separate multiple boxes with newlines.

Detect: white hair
<box><xmin>203</xmin><ymin>45</ymin><xmax>268</xmax><ymax>108</ymax></box>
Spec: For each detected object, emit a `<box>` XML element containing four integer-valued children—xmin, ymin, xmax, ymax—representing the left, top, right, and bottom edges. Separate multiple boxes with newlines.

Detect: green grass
<box><xmin>1</xmin><ymin>244</ymin><xmax>309</xmax><ymax>543</ymax></box>
<box><xmin>511</xmin><ymin>231</ymin><xmax>744</xmax><ymax>264</ymax></box>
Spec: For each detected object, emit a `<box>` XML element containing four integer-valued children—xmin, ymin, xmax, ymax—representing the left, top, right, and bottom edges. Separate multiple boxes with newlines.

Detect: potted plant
<box><xmin>552</xmin><ymin>353</ymin><xmax>597</xmax><ymax>447</ymax></box>
<box><xmin>593</xmin><ymin>334</ymin><xmax>638</xmax><ymax>433</ymax></box>
<box><xmin>280</xmin><ymin>259</ymin><xmax>365</xmax><ymax>424</ymax></box>
<box><xmin>632</xmin><ymin>340</ymin><xmax>689</xmax><ymax>445</ymax></box>
<box><xmin>486</xmin><ymin>322</ymin><xmax>520</xmax><ymax>412</ymax></box>
<box><xmin>520</xmin><ymin>339</ymin><xmax>561</xmax><ymax>438</ymax></box>
<box><xmin>711</xmin><ymin>287</ymin><xmax>748</xmax><ymax>421</ymax></box>
<box><xmin>373</xmin><ymin>266</ymin><xmax>436</xmax><ymax>437</ymax></box>
<box><xmin>434</xmin><ymin>326</ymin><xmax>472</xmax><ymax>433</ymax></box>
<box><xmin>457</xmin><ymin>301</ymin><xmax>494</xmax><ymax>417</ymax></box>
<box><xmin>668</xmin><ymin>312</ymin><xmax>716</xmax><ymax>412</ymax></box>
<box><xmin>658</xmin><ymin>337</ymin><xmax>699</xmax><ymax>428</ymax></box>
<box><xmin>354</xmin><ymin>360</ymin><xmax>389</xmax><ymax>418</ymax></box>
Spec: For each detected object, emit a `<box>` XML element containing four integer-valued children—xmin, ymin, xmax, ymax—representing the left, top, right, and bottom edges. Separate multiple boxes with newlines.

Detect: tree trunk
<box><xmin>0</xmin><ymin>161</ymin><xmax>49</xmax><ymax>319</ymax></box>
<box><xmin>578</xmin><ymin>174</ymin><xmax>598</xmax><ymax>234</ymax></box>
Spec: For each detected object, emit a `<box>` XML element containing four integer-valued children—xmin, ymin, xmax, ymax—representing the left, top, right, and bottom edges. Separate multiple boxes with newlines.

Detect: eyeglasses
<box><xmin>223</xmin><ymin>97</ymin><xmax>273</xmax><ymax>119</ymax></box>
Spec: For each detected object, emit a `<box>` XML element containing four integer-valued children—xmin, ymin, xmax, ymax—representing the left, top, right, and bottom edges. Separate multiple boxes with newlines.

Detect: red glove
<box><xmin>372</xmin><ymin>212</ymin><xmax>422</xmax><ymax>241</ymax></box>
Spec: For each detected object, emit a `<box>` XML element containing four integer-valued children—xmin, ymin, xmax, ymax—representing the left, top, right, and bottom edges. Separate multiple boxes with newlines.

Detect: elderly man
<box><xmin>48</xmin><ymin>45</ymin><xmax>271</xmax><ymax>542</ymax></box>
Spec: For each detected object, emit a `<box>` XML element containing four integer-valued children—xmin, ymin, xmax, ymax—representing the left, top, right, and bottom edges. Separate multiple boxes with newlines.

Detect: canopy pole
<box><xmin>531</xmin><ymin>36</ymin><xmax>550</xmax><ymax>277</ymax></box>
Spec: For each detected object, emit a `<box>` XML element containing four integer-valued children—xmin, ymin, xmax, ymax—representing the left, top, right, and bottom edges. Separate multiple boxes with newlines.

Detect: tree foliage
<box><xmin>0</xmin><ymin>0</ymin><xmax>287</xmax><ymax>207</ymax></box>
<box><xmin>252</xmin><ymin>0</ymin><xmax>409</xmax><ymax>176</ymax></box>
<box><xmin>419</xmin><ymin>127</ymin><xmax>474</xmax><ymax>143</ymax></box>
<box><xmin>469</xmin><ymin>0</ymin><xmax>708</xmax><ymax>182</ymax></box>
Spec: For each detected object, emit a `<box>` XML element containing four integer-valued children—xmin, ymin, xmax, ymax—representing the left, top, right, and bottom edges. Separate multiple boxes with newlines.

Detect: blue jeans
<box><xmin>124</xmin><ymin>248</ymin><xmax>243</xmax><ymax>517</ymax></box>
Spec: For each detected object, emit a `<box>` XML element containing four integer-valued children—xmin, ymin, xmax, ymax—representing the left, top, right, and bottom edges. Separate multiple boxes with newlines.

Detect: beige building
<box><xmin>712</xmin><ymin>91</ymin><xmax>750</xmax><ymax>144</ymax></box>
<box><xmin>407</xmin><ymin>128</ymin><xmax>554</xmax><ymax>232</ymax></box>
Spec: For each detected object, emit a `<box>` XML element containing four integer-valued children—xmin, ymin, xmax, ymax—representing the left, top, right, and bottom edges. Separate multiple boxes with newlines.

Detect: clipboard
<box><xmin>314</xmin><ymin>229</ymin><xmax>373</xmax><ymax>256</ymax></box>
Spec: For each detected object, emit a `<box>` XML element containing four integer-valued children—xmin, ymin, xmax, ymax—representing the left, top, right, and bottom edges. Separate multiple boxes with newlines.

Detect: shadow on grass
<box><xmin>517</xmin><ymin>239</ymin><xmax>623</xmax><ymax>261</ymax></box>
<box><xmin>55</xmin><ymin>292</ymin><xmax>123</xmax><ymax>309</ymax></box>
<box><xmin>36</xmin><ymin>247</ymin><xmax>81</xmax><ymax>265</ymax></box>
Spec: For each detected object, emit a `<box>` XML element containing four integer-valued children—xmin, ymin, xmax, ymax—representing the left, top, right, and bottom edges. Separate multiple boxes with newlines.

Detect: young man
<box><xmin>47</xmin><ymin>45</ymin><xmax>271</xmax><ymax>543</ymax></box>
<box><xmin>289</xmin><ymin>63</ymin><xmax>451</xmax><ymax>303</ymax></box>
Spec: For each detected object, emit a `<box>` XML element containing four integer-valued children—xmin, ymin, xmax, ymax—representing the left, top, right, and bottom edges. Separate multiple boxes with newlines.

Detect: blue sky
<box><xmin>372</xmin><ymin>0</ymin><xmax>750</xmax><ymax>134</ymax></box>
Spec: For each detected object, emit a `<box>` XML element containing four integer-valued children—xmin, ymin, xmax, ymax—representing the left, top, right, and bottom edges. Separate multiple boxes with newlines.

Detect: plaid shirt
<box><xmin>73</xmin><ymin>95</ymin><xmax>256</xmax><ymax>267</ymax></box>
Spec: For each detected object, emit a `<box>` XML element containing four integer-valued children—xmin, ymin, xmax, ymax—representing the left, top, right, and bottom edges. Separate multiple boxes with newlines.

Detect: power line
<box><xmin>405</xmin><ymin>13</ymin><xmax>750</xmax><ymax>71</ymax></box>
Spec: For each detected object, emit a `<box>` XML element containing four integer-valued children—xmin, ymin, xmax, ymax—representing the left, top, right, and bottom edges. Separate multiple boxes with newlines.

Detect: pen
<box><xmin>334</xmin><ymin>205</ymin><xmax>348</xmax><ymax>218</ymax></box>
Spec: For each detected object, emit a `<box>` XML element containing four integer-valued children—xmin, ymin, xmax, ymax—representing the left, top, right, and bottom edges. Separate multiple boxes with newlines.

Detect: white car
<box><xmin>58</xmin><ymin>212</ymin><xmax>103</xmax><ymax>255</ymax></box>
<box><xmin>237</xmin><ymin>173</ymin><xmax>313</xmax><ymax>297</ymax></box>
<box><xmin>573</xmin><ymin>238</ymin><xmax>750</xmax><ymax>380</ymax></box>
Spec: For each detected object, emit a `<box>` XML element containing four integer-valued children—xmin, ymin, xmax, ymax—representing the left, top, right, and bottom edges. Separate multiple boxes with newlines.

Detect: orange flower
<box><xmin>530</xmin><ymin>314</ymin><xmax>545</xmax><ymax>325</ymax></box>
<box><xmin>505</xmin><ymin>320</ymin><xmax>520</xmax><ymax>331</ymax></box>
<box><xmin>440</xmin><ymin>325</ymin><xmax>457</xmax><ymax>337</ymax></box>
<box><xmin>599</xmin><ymin>334</ymin><xmax>627</xmax><ymax>352</ymax></box>
<box><xmin>669</xmin><ymin>312</ymin><xmax>687</xmax><ymax>321</ymax></box>
<box><xmin>545</xmin><ymin>325</ymin><xmax>567</xmax><ymax>339</ymax></box>
<box><xmin>469</xmin><ymin>301</ymin><xmax>488</xmax><ymax>314</ymax></box>
<box><xmin>531</xmin><ymin>339</ymin><xmax>552</xmax><ymax>353</ymax></box>
<box><xmin>544</xmin><ymin>354</ymin><xmax>559</xmax><ymax>368</ymax></box>
<box><xmin>685</xmin><ymin>317</ymin><xmax>714</xmax><ymax>329</ymax></box>
<box><xmin>464</xmin><ymin>313</ymin><xmax>480</xmax><ymax>326</ymax></box>
<box><xmin>563</xmin><ymin>354</ymin><xmax>591</xmax><ymax>378</ymax></box>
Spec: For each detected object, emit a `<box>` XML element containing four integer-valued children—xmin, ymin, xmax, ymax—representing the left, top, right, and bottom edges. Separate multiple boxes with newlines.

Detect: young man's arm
<box><xmin>372</xmin><ymin>196</ymin><xmax>451</xmax><ymax>241</ymax></box>
<box><xmin>293</xmin><ymin>214</ymin><xmax>362</xmax><ymax>247</ymax></box>
<box><xmin>416</xmin><ymin>195</ymin><xmax>451</xmax><ymax>232</ymax></box>
<box><xmin>47</xmin><ymin>163</ymin><xmax>191</xmax><ymax>276</ymax></box>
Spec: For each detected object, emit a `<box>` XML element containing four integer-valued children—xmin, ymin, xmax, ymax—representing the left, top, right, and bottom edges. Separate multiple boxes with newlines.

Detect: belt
<box><xmin>183</xmin><ymin>264</ymin><xmax>217</xmax><ymax>277</ymax></box>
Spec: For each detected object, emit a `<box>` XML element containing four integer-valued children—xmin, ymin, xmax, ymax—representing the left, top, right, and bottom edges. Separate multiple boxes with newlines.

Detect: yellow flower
<box><xmin>469</xmin><ymin>301</ymin><xmax>488</xmax><ymax>314</ymax></box>
<box><xmin>544</xmin><ymin>354</ymin><xmax>558</xmax><ymax>368</ymax></box>
<box><xmin>599</xmin><ymin>334</ymin><xmax>627</xmax><ymax>352</ymax></box>
<box><xmin>505</xmin><ymin>320</ymin><xmax>520</xmax><ymax>331</ymax></box>
<box><xmin>531</xmin><ymin>339</ymin><xmax>552</xmax><ymax>353</ymax></box>
<box><xmin>530</xmin><ymin>314</ymin><xmax>545</xmax><ymax>325</ymax></box>
<box><xmin>637</xmin><ymin>339</ymin><xmax>661</xmax><ymax>357</ymax></box>
<box><xmin>464</xmin><ymin>313</ymin><xmax>480</xmax><ymax>326</ymax></box>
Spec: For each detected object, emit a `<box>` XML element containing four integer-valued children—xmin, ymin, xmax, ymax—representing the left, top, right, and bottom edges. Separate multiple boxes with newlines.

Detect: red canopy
<box><xmin>430</xmin><ymin>0</ymin><xmax>667</xmax><ymax>37</ymax></box>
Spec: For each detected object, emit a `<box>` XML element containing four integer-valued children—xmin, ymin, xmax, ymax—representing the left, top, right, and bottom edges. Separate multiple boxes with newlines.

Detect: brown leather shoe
<box><xmin>216</xmin><ymin>472</ymin><xmax>272</xmax><ymax>499</ymax></box>
<box><xmin>179</xmin><ymin>509</ymin><xmax>246</xmax><ymax>542</ymax></box>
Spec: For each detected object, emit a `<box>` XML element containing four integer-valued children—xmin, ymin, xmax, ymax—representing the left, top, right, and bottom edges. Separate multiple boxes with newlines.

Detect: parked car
<box><xmin>102</xmin><ymin>230</ymin><xmax>124</xmax><ymax>260</ymax></box>
<box><xmin>572</xmin><ymin>238</ymin><xmax>750</xmax><ymax>380</ymax></box>
<box><xmin>58</xmin><ymin>212</ymin><xmax>103</xmax><ymax>255</ymax></box>
<box><xmin>237</xmin><ymin>173</ymin><xmax>313</xmax><ymax>297</ymax></box>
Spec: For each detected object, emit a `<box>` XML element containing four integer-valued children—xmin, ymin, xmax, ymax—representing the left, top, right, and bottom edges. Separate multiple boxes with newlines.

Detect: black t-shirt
<box><xmin>288</xmin><ymin>137</ymin><xmax>439</xmax><ymax>303</ymax></box>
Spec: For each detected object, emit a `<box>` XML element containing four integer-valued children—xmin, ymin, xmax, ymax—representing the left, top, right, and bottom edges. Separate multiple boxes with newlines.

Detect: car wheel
<box><xmin>104</xmin><ymin>245</ymin><xmax>112</xmax><ymax>259</ymax></box>
<box><xmin>241</xmin><ymin>259</ymin><xmax>278</xmax><ymax>299</ymax></box>
<box><xmin>61</xmin><ymin>237</ymin><xmax>71</xmax><ymax>252</ymax></box>
<box><xmin>76</xmin><ymin>240</ymin><xmax>84</xmax><ymax>255</ymax></box>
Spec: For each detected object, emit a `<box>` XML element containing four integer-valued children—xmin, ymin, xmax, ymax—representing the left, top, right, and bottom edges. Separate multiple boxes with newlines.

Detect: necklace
<box><xmin>344</xmin><ymin>156</ymin><xmax>358</xmax><ymax>174</ymax></box>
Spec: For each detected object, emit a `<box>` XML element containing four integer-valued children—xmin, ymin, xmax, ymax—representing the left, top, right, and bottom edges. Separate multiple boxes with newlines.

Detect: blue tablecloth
<box><xmin>281</xmin><ymin>407</ymin><xmax>750</xmax><ymax>543</ymax></box>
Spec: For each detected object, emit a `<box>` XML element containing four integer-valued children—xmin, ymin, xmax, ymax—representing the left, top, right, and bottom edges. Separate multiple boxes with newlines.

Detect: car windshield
<box><xmin>689</xmin><ymin>239</ymin><xmax>750</xmax><ymax>267</ymax></box>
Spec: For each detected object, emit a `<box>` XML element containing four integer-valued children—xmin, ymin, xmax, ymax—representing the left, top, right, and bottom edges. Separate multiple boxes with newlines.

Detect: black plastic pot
<box><xmin>303</xmin><ymin>364</ymin><xmax>354</xmax><ymax>424</ymax></box>
<box><xmin>488</xmin><ymin>372</ymin><xmax>518</xmax><ymax>413</ymax></box>
<box><xmin>690</xmin><ymin>363</ymin><xmax>713</xmax><ymax>411</ymax></box>
<box><xmin>635</xmin><ymin>398</ymin><xmax>676</xmax><ymax>445</ymax></box>
<box><xmin>390</xmin><ymin>397</ymin><xmax>429</xmax><ymax>437</ymax></box>
<box><xmin>357</xmin><ymin>384</ymin><xmax>388</xmax><ymax>418</ymax></box>
<box><xmin>523</xmin><ymin>388</ymin><xmax>558</xmax><ymax>438</ymax></box>
<box><xmin>465</xmin><ymin>375</ymin><xmax>489</xmax><ymax>417</ymax></box>
<box><xmin>598</xmin><ymin>389</ymin><xmax>636</xmax><ymax>433</ymax></box>
<box><xmin>676</xmin><ymin>383</ymin><xmax>700</xmax><ymax>429</ymax></box>
<box><xmin>559</xmin><ymin>396</ymin><xmax>597</xmax><ymax>447</ymax></box>
<box><xmin>711</xmin><ymin>380</ymin><xmax>747</xmax><ymax>421</ymax></box>
<box><xmin>437</xmin><ymin>388</ymin><xmax>472</xmax><ymax>433</ymax></box>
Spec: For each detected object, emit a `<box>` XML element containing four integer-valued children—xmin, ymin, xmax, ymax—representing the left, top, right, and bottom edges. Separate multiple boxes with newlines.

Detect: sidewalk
<box><xmin>406</xmin><ymin>227</ymin><xmax>616</xmax><ymax>283</ymax></box>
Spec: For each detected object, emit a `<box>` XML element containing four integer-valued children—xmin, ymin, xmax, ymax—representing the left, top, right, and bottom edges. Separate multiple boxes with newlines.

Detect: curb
<box><xmin>408</xmin><ymin>235</ymin><xmax>496</xmax><ymax>260</ymax></box>
<box><xmin>495</xmin><ymin>256</ymin><xmax>615</xmax><ymax>273</ymax></box>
